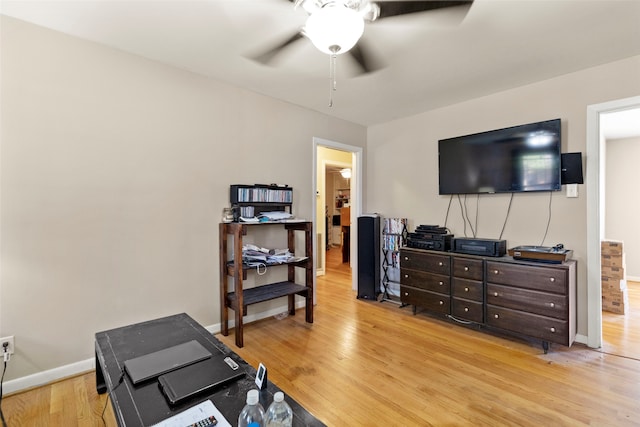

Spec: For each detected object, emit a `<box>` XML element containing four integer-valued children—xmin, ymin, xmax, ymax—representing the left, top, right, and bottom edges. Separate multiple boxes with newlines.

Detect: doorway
<box><xmin>586</xmin><ymin>96</ymin><xmax>640</xmax><ymax>349</ymax></box>
<box><xmin>313</xmin><ymin>137</ymin><xmax>362</xmax><ymax>293</ymax></box>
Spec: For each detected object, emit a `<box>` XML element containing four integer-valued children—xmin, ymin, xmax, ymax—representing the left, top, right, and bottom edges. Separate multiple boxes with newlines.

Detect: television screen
<box><xmin>438</xmin><ymin>119</ymin><xmax>562</xmax><ymax>195</ymax></box>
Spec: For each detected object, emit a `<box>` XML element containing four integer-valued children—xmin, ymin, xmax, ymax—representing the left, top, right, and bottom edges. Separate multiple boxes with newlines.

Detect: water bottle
<box><xmin>238</xmin><ymin>389</ymin><xmax>265</xmax><ymax>427</ymax></box>
<box><xmin>265</xmin><ymin>391</ymin><xmax>293</xmax><ymax>427</ymax></box>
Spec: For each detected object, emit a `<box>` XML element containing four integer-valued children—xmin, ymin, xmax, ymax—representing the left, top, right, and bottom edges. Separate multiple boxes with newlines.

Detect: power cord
<box><xmin>498</xmin><ymin>192</ymin><xmax>515</xmax><ymax>240</ymax></box>
<box><xmin>101</xmin><ymin>369</ymin><xmax>125</xmax><ymax>426</ymax></box>
<box><xmin>0</xmin><ymin>342</ymin><xmax>9</xmax><ymax>427</ymax></box>
<box><xmin>443</xmin><ymin>194</ymin><xmax>454</xmax><ymax>230</ymax></box>
<box><xmin>539</xmin><ymin>190</ymin><xmax>554</xmax><ymax>246</ymax></box>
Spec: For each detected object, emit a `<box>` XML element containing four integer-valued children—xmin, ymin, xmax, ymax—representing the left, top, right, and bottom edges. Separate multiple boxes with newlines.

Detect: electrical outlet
<box><xmin>1</xmin><ymin>336</ymin><xmax>15</xmax><ymax>355</ymax></box>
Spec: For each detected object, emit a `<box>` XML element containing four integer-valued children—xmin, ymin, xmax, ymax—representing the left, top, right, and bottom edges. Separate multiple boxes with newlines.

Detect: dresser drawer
<box><xmin>400</xmin><ymin>286</ymin><xmax>450</xmax><ymax>314</ymax></box>
<box><xmin>401</xmin><ymin>268</ymin><xmax>450</xmax><ymax>293</ymax></box>
<box><xmin>452</xmin><ymin>257</ymin><xmax>483</xmax><ymax>281</ymax></box>
<box><xmin>400</xmin><ymin>250</ymin><xmax>450</xmax><ymax>275</ymax></box>
<box><xmin>486</xmin><ymin>261</ymin><xmax>567</xmax><ymax>293</ymax></box>
<box><xmin>487</xmin><ymin>284</ymin><xmax>568</xmax><ymax>320</ymax></box>
<box><xmin>452</xmin><ymin>298</ymin><xmax>483</xmax><ymax>323</ymax></box>
<box><xmin>451</xmin><ymin>278</ymin><xmax>483</xmax><ymax>302</ymax></box>
<box><xmin>486</xmin><ymin>305</ymin><xmax>569</xmax><ymax>345</ymax></box>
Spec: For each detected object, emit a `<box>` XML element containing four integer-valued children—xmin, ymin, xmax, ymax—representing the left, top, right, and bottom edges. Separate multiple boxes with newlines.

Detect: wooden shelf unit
<box><xmin>219</xmin><ymin>221</ymin><xmax>314</xmax><ymax>347</ymax></box>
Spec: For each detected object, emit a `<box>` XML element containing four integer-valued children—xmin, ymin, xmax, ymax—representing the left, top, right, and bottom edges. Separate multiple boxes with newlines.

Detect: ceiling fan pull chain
<box><xmin>328</xmin><ymin>53</ymin><xmax>337</xmax><ymax>107</ymax></box>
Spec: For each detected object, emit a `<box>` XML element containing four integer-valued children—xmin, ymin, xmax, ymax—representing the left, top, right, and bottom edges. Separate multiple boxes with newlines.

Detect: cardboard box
<box><xmin>601</xmin><ymin>240</ymin><xmax>624</xmax><ymax>256</ymax></box>
<box><xmin>602</xmin><ymin>277</ymin><xmax>627</xmax><ymax>291</ymax></box>
<box><xmin>602</xmin><ymin>288</ymin><xmax>628</xmax><ymax>314</ymax></box>
<box><xmin>601</xmin><ymin>253</ymin><xmax>624</xmax><ymax>268</ymax></box>
<box><xmin>602</xmin><ymin>265</ymin><xmax>625</xmax><ymax>280</ymax></box>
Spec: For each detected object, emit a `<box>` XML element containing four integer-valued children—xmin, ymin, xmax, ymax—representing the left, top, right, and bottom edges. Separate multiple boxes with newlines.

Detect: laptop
<box><xmin>158</xmin><ymin>355</ymin><xmax>245</xmax><ymax>405</ymax></box>
<box><xmin>124</xmin><ymin>340</ymin><xmax>212</xmax><ymax>385</ymax></box>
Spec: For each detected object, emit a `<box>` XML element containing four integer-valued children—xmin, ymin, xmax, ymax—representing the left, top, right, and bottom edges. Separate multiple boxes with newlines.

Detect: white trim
<box><xmin>3</xmin><ymin>358</ymin><xmax>96</xmax><ymax>395</ymax></box>
<box><xmin>574</xmin><ymin>333</ymin><xmax>588</xmax><ymax>346</ymax></box>
<box><xmin>312</xmin><ymin>137</ymin><xmax>363</xmax><ymax>292</ymax></box>
<box><xmin>3</xmin><ymin>301</ymin><xmax>304</xmax><ymax>395</ymax></box>
<box><xmin>586</xmin><ymin>95</ymin><xmax>640</xmax><ymax>349</ymax></box>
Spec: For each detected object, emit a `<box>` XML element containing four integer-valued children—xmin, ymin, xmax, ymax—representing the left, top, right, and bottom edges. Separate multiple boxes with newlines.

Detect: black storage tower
<box><xmin>357</xmin><ymin>214</ymin><xmax>381</xmax><ymax>300</ymax></box>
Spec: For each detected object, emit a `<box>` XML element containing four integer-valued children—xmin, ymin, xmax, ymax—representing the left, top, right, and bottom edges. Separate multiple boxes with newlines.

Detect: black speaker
<box><xmin>561</xmin><ymin>152</ymin><xmax>584</xmax><ymax>184</ymax></box>
<box><xmin>357</xmin><ymin>215</ymin><xmax>380</xmax><ymax>300</ymax></box>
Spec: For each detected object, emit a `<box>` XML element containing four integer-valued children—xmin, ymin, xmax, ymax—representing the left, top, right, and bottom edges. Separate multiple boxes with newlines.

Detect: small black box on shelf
<box><xmin>453</xmin><ymin>238</ymin><xmax>506</xmax><ymax>257</ymax></box>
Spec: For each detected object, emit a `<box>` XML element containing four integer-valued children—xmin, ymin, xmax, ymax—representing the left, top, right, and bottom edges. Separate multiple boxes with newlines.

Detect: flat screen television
<box><xmin>438</xmin><ymin>119</ymin><xmax>562</xmax><ymax>195</ymax></box>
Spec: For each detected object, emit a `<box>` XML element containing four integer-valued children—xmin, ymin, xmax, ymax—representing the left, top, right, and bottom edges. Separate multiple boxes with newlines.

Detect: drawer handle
<box><xmin>404</xmin><ymin>274</ymin><xmax>409</xmax><ymax>278</ymax></box>
<box><xmin>464</xmin><ymin>307</ymin><xmax>469</xmax><ymax>312</ymax></box>
<box><xmin>549</xmin><ymin>302</ymin><xmax>555</xmax><ymax>308</ymax></box>
<box><xmin>464</xmin><ymin>266</ymin><xmax>469</xmax><ymax>272</ymax></box>
<box><xmin>404</xmin><ymin>292</ymin><xmax>409</xmax><ymax>296</ymax></box>
<box><xmin>494</xmin><ymin>314</ymin><xmax>499</xmax><ymax>319</ymax></box>
<box><xmin>464</xmin><ymin>287</ymin><xmax>469</xmax><ymax>292</ymax></box>
<box><xmin>404</xmin><ymin>256</ymin><xmax>409</xmax><ymax>261</ymax></box>
<box><xmin>493</xmin><ymin>269</ymin><xmax>499</xmax><ymax>275</ymax></box>
<box><xmin>549</xmin><ymin>277</ymin><xmax>555</xmax><ymax>282</ymax></box>
<box><xmin>439</xmin><ymin>300</ymin><xmax>444</xmax><ymax>305</ymax></box>
<box><xmin>493</xmin><ymin>292</ymin><xmax>499</xmax><ymax>297</ymax></box>
<box><xmin>438</xmin><ymin>261</ymin><xmax>444</xmax><ymax>266</ymax></box>
<box><xmin>439</xmin><ymin>281</ymin><xmax>444</xmax><ymax>286</ymax></box>
<box><xmin>550</xmin><ymin>327</ymin><xmax>556</xmax><ymax>333</ymax></box>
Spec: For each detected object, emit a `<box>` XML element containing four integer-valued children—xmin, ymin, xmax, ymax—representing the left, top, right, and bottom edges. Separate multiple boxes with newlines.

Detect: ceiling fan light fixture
<box><xmin>305</xmin><ymin>5</ymin><xmax>365</xmax><ymax>55</ymax></box>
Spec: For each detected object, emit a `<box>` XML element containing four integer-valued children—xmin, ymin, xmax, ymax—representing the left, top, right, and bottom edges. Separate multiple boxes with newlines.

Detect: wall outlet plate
<box><xmin>0</xmin><ymin>336</ymin><xmax>15</xmax><ymax>355</ymax></box>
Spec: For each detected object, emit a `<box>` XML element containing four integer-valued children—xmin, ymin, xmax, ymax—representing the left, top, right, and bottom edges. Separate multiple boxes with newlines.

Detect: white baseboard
<box><xmin>4</xmin><ymin>358</ymin><xmax>96</xmax><ymax>395</ymax></box>
<box><xmin>3</xmin><ymin>301</ymin><xmax>305</xmax><ymax>395</ymax></box>
<box><xmin>575</xmin><ymin>333</ymin><xmax>588</xmax><ymax>346</ymax></box>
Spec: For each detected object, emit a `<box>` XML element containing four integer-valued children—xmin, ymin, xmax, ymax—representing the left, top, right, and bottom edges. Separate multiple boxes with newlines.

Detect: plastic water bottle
<box><xmin>265</xmin><ymin>391</ymin><xmax>293</xmax><ymax>427</ymax></box>
<box><xmin>238</xmin><ymin>389</ymin><xmax>265</xmax><ymax>427</ymax></box>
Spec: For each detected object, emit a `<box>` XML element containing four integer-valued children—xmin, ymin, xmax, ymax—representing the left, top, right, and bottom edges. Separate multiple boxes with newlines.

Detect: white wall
<box><xmin>605</xmin><ymin>136</ymin><xmax>640</xmax><ymax>279</ymax></box>
<box><xmin>366</xmin><ymin>55</ymin><xmax>640</xmax><ymax>338</ymax></box>
<box><xmin>0</xmin><ymin>16</ymin><xmax>366</xmax><ymax>384</ymax></box>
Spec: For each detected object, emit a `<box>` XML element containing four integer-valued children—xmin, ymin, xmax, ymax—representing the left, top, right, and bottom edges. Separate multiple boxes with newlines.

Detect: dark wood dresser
<box><xmin>400</xmin><ymin>248</ymin><xmax>577</xmax><ymax>352</ymax></box>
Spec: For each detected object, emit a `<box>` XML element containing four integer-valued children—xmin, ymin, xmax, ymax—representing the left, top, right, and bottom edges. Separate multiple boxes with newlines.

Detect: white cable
<box><xmin>256</xmin><ymin>263</ymin><xmax>267</xmax><ymax>275</ymax></box>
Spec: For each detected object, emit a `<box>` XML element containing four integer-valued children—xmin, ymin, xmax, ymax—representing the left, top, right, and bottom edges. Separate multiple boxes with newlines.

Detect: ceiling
<box><xmin>2</xmin><ymin>0</ymin><xmax>640</xmax><ymax>127</ymax></box>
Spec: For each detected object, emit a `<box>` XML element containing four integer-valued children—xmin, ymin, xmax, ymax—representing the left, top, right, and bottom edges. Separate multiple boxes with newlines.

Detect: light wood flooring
<box><xmin>2</xmin><ymin>247</ymin><xmax>639</xmax><ymax>426</ymax></box>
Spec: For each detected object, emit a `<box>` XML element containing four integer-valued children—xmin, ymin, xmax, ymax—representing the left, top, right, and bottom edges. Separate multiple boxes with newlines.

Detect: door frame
<box><xmin>312</xmin><ymin>137</ymin><xmax>363</xmax><ymax>292</ymax></box>
<box><xmin>586</xmin><ymin>95</ymin><xmax>640</xmax><ymax>348</ymax></box>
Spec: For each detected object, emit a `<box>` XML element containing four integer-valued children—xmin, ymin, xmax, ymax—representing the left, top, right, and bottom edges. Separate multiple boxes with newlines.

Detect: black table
<box><xmin>95</xmin><ymin>313</ymin><xmax>325</xmax><ymax>426</ymax></box>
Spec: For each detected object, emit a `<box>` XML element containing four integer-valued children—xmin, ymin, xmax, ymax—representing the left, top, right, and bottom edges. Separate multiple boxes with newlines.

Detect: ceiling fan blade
<box><xmin>348</xmin><ymin>40</ymin><xmax>386</xmax><ymax>75</ymax></box>
<box><xmin>249</xmin><ymin>31</ymin><xmax>305</xmax><ymax>65</ymax></box>
<box><xmin>374</xmin><ymin>0</ymin><xmax>473</xmax><ymax>19</ymax></box>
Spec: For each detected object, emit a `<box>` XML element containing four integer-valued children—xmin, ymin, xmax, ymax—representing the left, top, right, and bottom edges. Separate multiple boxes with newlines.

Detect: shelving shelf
<box><xmin>219</xmin><ymin>221</ymin><xmax>313</xmax><ymax>348</ymax></box>
<box><xmin>230</xmin><ymin>184</ymin><xmax>292</xmax><ymax>218</ymax></box>
<box><xmin>381</xmin><ymin>218</ymin><xmax>408</xmax><ymax>303</ymax></box>
<box><xmin>226</xmin><ymin>281</ymin><xmax>309</xmax><ymax>308</ymax></box>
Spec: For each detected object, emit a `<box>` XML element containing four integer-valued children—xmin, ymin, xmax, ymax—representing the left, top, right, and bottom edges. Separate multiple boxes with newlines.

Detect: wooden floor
<box><xmin>3</xmin><ymin>247</ymin><xmax>639</xmax><ymax>426</ymax></box>
<box><xmin>601</xmin><ymin>280</ymin><xmax>640</xmax><ymax>360</ymax></box>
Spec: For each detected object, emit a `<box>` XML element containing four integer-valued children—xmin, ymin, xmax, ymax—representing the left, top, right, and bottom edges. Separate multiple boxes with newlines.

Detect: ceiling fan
<box><xmin>252</xmin><ymin>0</ymin><xmax>475</xmax><ymax>74</ymax></box>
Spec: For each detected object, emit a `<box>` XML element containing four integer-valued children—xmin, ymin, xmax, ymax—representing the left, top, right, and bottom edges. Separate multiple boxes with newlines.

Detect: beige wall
<box><xmin>605</xmin><ymin>136</ymin><xmax>640</xmax><ymax>279</ymax></box>
<box><xmin>367</xmin><ymin>55</ymin><xmax>640</xmax><ymax>338</ymax></box>
<box><xmin>0</xmin><ymin>16</ymin><xmax>366</xmax><ymax>382</ymax></box>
